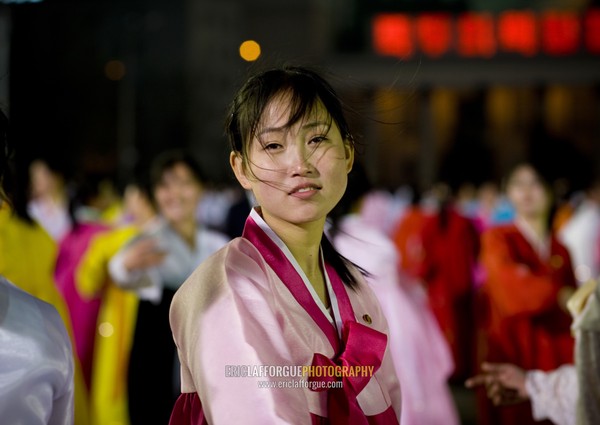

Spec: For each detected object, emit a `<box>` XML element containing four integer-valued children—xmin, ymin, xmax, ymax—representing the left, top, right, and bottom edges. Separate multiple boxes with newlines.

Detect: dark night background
<box><xmin>3</xmin><ymin>0</ymin><xmax>600</xmax><ymax>192</ymax></box>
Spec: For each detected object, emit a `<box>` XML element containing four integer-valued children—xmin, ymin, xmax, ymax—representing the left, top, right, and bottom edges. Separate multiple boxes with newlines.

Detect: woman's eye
<box><xmin>263</xmin><ymin>143</ymin><xmax>282</xmax><ymax>151</ymax></box>
<box><xmin>309</xmin><ymin>136</ymin><xmax>327</xmax><ymax>144</ymax></box>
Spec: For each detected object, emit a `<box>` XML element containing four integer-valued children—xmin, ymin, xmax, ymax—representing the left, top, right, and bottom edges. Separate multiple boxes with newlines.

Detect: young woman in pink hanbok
<box><xmin>169</xmin><ymin>67</ymin><xmax>401</xmax><ymax>424</ymax></box>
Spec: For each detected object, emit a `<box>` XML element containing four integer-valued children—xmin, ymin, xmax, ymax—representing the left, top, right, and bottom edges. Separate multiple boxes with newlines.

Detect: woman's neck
<box><xmin>135</xmin><ymin>211</ymin><xmax>158</xmax><ymax>230</ymax></box>
<box><xmin>170</xmin><ymin>217</ymin><xmax>197</xmax><ymax>249</ymax></box>
<box><xmin>261</xmin><ymin>209</ymin><xmax>324</xmax><ymax>280</ymax></box>
<box><xmin>37</xmin><ymin>189</ymin><xmax>65</xmax><ymax>205</ymax></box>
<box><xmin>518</xmin><ymin>214</ymin><xmax>548</xmax><ymax>239</ymax></box>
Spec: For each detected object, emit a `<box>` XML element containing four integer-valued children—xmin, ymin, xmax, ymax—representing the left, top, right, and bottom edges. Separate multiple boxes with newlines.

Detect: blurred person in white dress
<box><xmin>27</xmin><ymin>158</ymin><xmax>71</xmax><ymax>241</ymax></box>
<box><xmin>0</xmin><ymin>109</ymin><xmax>74</xmax><ymax>424</ymax></box>
<box><xmin>467</xmin><ymin>277</ymin><xmax>600</xmax><ymax>425</ymax></box>
<box><xmin>108</xmin><ymin>150</ymin><xmax>228</xmax><ymax>425</ymax></box>
<box><xmin>559</xmin><ymin>179</ymin><xmax>600</xmax><ymax>285</ymax></box>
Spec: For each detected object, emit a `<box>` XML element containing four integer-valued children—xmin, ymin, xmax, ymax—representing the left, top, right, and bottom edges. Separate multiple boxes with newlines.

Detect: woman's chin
<box><xmin>164</xmin><ymin>211</ymin><xmax>194</xmax><ymax>224</ymax></box>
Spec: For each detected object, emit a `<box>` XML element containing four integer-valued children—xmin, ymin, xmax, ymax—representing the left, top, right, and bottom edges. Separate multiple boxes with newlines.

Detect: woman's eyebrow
<box><xmin>257</xmin><ymin>126</ymin><xmax>284</xmax><ymax>136</ymax></box>
<box><xmin>257</xmin><ymin>121</ymin><xmax>329</xmax><ymax>136</ymax></box>
<box><xmin>302</xmin><ymin>121</ymin><xmax>329</xmax><ymax>130</ymax></box>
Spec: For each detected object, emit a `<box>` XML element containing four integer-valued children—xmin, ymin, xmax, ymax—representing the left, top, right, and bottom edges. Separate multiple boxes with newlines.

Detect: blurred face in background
<box><xmin>478</xmin><ymin>182</ymin><xmax>499</xmax><ymax>212</ymax></box>
<box><xmin>29</xmin><ymin>160</ymin><xmax>62</xmax><ymax>199</ymax></box>
<box><xmin>124</xmin><ymin>185</ymin><xmax>155</xmax><ymax>224</ymax></box>
<box><xmin>153</xmin><ymin>163</ymin><xmax>202</xmax><ymax>224</ymax></box>
<box><xmin>506</xmin><ymin>165</ymin><xmax>550</xmax><ymax>220</ymax></box>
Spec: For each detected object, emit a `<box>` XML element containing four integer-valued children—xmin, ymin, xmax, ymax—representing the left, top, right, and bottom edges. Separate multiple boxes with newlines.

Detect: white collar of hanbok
<box><xmin>515</xmin><ymin>216</ymin><xmax>550</xmax><ymax>261</ymax></box>
<box><xmin>250</xmin><ymin>208</ymin><xmax>344</xmax><ymax>338</ymax></box>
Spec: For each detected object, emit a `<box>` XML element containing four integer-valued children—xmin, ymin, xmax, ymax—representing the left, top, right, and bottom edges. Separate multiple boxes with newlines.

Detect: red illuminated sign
<box><xmin>416</xmin><ymin>13</ymin><xmax>452</xmax><ymax>58</ymax></box>
<box><xmin>541</xmin><ymin>12</ymin><xmax>580</xmax><ymax>55</ymax></box>
<box><xmin>584</xmin><ymin>9</ymin><xmax>600</xmax><ymax>54</ymax></box>
<box><xmin>372</xmin><ymin>9</ymin><xmax>599</xmax><ymax>58</ymax></box>
<box><xmin>457</xmin><ymin>13</ymin><xmax>496</xmax><ymax>57</ymax></box>
<box><xmin>372</xmin><ymin>14</ymin><xmax>413</xmax><ymax>58</ymax></box>
<box><xmin>498</xmin><ymin>11</ymin><xmax>537</xmax><ymax>56</ymax></box>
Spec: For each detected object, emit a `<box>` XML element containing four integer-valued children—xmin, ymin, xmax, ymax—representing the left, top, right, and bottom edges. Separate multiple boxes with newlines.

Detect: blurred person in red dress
<box><xmin>477</xmin><ymin>162</ymin><xmax>576</xmax><ymax>425</ymax></box>
<box><xmin>392</xmin><ymin>188</ymin><xmax>428</xmax><ymax>280</ymax></box>
<box><xmin>418</xmin><ymin>183</ymin><xmax>480</xmax><ymax>381</ymax></box>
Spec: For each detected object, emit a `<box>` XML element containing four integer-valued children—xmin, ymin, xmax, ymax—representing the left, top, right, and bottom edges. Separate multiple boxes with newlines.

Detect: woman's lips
<box><xmin>289</xmin><ymin>185</ymin><xmax>321</xmax><ymax>199</ymax></box>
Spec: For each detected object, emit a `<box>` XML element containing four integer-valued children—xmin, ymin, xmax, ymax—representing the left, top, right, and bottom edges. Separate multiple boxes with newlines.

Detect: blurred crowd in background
<box><xmin>1</xmin><ymin>143</ymin><xmax>598</xmax><ymax>424</ymax></box>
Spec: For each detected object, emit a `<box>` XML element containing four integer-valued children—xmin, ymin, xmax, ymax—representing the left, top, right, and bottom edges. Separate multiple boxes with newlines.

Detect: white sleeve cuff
<box><xmin>525</xmin><ymin>366</ymin><xmax>577</xmax><ymax>425</ymax></box>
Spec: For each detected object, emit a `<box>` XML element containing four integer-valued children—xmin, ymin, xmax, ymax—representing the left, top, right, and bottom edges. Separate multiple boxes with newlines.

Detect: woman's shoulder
<box><xmin>172</xmin><ymin>238</ymin><xmax>271</xmax><ymax>308</ymax></box>
<box><xmin>169</xmin><ymin>238</ymin><xmax>278</xmax><ymax>348</ymax></box>
<box><xmin>0</xmin><ymin>276</ymin><xmax>72</xmax><ymax>355</ymax></box>
<box><xmin>198</xmin><ymin>226</ymin><xmax>230</xmax><ymax>250</ymax></box>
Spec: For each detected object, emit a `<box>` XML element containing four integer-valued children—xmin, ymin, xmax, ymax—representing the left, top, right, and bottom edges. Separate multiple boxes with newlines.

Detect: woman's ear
<box><xmin>230</xmin><ymin>151</ymin><xmax>253</xmax><ymax>190</ymax></box>
<box><xmin>344</xmin><ymin>140</ymin><xmax>354</xmax><ymax>174</ymax></box>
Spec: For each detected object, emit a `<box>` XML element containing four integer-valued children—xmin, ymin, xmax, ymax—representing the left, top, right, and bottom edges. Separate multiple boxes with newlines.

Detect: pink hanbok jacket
<box><xmin>169</xmin><ymin>209</ymin><xmax>401</xmax><ymax>424</ymax></box>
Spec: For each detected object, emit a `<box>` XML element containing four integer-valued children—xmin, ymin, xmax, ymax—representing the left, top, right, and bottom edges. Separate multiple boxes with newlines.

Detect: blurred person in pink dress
<box><xmin>54</xmin><ymin>177</ymin><xmax>117</xmax><ymax>389</ymax></box>
<box><xmin>330</xmin><ymin>164</ymin><xmax>458</xmax><ymax>425</ymax></box>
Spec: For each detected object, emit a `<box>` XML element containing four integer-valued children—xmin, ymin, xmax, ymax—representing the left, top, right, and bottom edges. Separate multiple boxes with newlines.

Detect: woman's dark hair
<box><xmin>128</xmin><ymin>168</ymin><xmax>153</xmax><ymax>202</ymax></box>
<box><xmin>328</xmin><ymin>162</ymin><xmax>373</xmax><ymax>237</ymax></box>
<box><xmin>225</xmin><ymin>66</ymin><xmax>362</xmax><ymax>288</ymax></box>
<box><xmin>149</xmin><ymin>150</ymin><xmax>206</xmax><ymax>194</ymax></box>
<box><xmin>66</xmin><ymin>173</ymin><xmax>116</xmax><ymax>229</ymax></box>
<box><xmin>503</xmin><ymin>161</ymin><xmax>549</xmax><ymax>191</ymax></box>
<box><xmin>0</xmin><ymin>109</ymin><xmax>9</xmax><ymax>204</ymax></box>
<box><xmin>325</xmin><ymin>162</ymin><xmax>372</xmax><ymax>285</ymax></box>
<box><xmin>0</xmin><ymin>110</ymin><xmax>35</xmax><ymax>223</ymax></box>
<box><xmin>435</xmin><ymin>184</ymin><xmax>453</xmax><ymax>232</ymax></box>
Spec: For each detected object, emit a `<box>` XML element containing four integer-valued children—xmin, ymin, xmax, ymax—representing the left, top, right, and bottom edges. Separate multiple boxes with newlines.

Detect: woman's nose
<box><xmin>290</xmin><ymin>145</ymin><xmax>315</xmax><ymax>176</ymax></box>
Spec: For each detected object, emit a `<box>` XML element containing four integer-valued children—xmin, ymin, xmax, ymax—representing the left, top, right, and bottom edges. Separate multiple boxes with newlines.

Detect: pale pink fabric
<box><xmin>169</xmin><ymin>217</ymin><xmax>401</xmax><ymax>423</ymax></box>
<box><xmin>333</xmin><ymin>215</ymin><xmax>459</xmax><ymax>425</ymax></box>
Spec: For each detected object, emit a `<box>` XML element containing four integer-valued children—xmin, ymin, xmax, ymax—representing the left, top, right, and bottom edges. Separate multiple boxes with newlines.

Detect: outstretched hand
<box><xmin>123</xmin><ymin>237</ymin><xmax>167</xmax><ymax>272</ymax></box>
<box><xmin>465</xmin><ymin>362</ymin><xmax>529</xmax><ymax>406</ymax></box>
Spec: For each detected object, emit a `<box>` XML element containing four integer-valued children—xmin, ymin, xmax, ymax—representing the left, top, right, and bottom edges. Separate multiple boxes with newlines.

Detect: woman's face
<box><xmin>506</xmin><ymin>165</ymin><xmax>549</xmax><ymax>219</ymax></box>
<box><xmin>231</xmin><ymin>94</ymin><xmax>354</xmax><ymax>228</ymax></box>
<box><xmin>124</xmin><ymin>185</ymin><xmax>154</xmax><ymax>222</ymax></box>
<box><xmin>30</xmin><ymin>160</ymin><xmax>60</xmax><ymax>198</ymax></box>
<box><xmin>154</xmin><ymin>163</ymin><xmax>202</xmax><ymax>224</ymax></box>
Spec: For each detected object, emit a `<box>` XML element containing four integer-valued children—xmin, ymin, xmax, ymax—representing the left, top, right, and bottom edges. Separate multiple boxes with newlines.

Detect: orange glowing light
<box><xmin>239</xmin><ymin>40</ymin><xmax>261</xmax><ymax>62</ymax></box>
